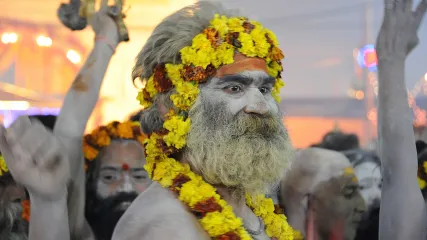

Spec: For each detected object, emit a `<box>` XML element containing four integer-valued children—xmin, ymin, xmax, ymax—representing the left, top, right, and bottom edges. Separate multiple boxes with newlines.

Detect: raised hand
<box><xmin>0</xmin><ymin>116</ymin><xmax>70</xmax><ymax>200</ymax></box>
<box><xmin>377</xmin><ymin>0</ymin><xmax>427</xmax><ymax>59</ymax></box>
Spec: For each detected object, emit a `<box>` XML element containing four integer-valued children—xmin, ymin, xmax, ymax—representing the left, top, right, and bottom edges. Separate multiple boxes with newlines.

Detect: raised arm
<box><xmin>54</xmin><ymin>4</ymin><xmax>120</xmax><ymax>139</ymax></box>
<box><xmin>54</xmin><ymin>3</ymin><xmax>122</xmax><ymax>239</ymax></box>
<box><xmin>376</xmin><ymin>0</ymin><xmax>427</xmax><ymax>239</ymax></box>
<box><xmin>0</xmin><ymin>117</ymin><xmax>72</xmax><ymax>240</ymax></box>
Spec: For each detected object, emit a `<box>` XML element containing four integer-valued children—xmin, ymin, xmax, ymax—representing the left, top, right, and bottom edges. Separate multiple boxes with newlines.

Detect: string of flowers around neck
<box><xmin>137</xmin><ymin>14</ymin><xmax>302</xmax><ymax>240</ymax></box>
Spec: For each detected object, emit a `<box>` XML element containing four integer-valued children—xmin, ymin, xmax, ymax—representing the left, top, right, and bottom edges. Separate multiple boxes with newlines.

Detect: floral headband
<box><xmin>83</xmin><ymin>120</ymin><xmax>147</xmax><ymax>170</ymax></box>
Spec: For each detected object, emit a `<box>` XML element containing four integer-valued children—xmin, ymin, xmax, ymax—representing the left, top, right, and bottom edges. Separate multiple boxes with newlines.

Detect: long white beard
<box><xmin>184</xmin><ymin>97</ymin><xmax>294</xmax><ymax>196</ymax></box>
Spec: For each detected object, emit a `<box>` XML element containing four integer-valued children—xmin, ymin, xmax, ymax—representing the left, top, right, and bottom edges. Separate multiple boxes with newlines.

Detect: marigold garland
<box><xmin>21</xmin><ymin>200</ymin><xmax>30</xmax><ymax>222</ymax></box>
<box><xmin>418</xmin><ymin>161</ymin><xmax>427</xmax><ymax>190</ymax></box>
<box><xmin>0</xmin><ymin>155</ymin><xmax>7</xmax><ymax>176</ymax></box>
<box><xmin>137</xmin><ymin>14</ymin><xmax>300</xmax><ymax>239</ymax></box>
<box><xmin>83</xmin><ymin>120</ymin><xmax>148</xmax><ymax>170</ymax></box>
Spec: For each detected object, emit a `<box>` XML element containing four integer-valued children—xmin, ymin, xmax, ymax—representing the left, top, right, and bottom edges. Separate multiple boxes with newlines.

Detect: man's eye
<box><xmin>224</xmin><ymin>85</ymin><xmax>242</xmax><ymax>93</ymax></box>
<box><xmin>259</xmin><ymin>87</ymin><xmax>270</xmax><ymax>94</ymax></box>
<box><xmin>133</xmin><ymin>174</ymin><xmax>147</xmax><ymax>180</ymax></box>
<box><xmin>102</xmin><ymin>174</ymin><xmax>118</xmax><ymax>183</ymax></box>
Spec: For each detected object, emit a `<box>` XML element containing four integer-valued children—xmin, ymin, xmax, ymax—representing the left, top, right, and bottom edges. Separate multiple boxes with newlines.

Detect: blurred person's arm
<box><xmin>53</xmin><ymin>2</ymin><xmax>122</xmax><ymax>239</ymax></box>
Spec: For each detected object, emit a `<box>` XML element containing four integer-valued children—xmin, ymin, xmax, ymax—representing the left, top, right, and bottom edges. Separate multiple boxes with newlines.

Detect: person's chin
<box><xmin>115</xmin><ymin>201</ymin><xmax>133</xmax><ymax>211</ymax></box>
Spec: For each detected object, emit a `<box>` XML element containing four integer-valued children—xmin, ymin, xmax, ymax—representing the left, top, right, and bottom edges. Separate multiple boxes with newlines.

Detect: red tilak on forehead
<box><xmin>122</xmin><ymin>163</ymin><xmax>129</xmax><ymax>171</ymax></box>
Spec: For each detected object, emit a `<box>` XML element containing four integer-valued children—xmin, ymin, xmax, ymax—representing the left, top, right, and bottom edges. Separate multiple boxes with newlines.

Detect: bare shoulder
<box><xmin>112</xmin><ymin>182</ymin><xmax>209</xmax><ymax>240</ymax></box>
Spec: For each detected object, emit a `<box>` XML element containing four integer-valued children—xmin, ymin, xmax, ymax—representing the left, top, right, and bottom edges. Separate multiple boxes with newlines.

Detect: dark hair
<box><xmin>28</xmin><ymin>114</ymin><xmax>57</xmax><ymax>130</ymax></box>
<box><xmin>312</xmin><ymin>131</ymin><xmax>360</xmax><ymax>152</ymax></box>
<box><xmin>342</xmin><ymin>149</ymin><xmax>381</xmax><ymax>168</ymax></box>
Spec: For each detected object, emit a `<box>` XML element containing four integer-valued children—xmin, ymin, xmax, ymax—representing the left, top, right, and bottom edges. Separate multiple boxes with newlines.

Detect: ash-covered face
<box><xmin>185</xmin><ymin>68</ymin><xmax>293</xmax><ymax>196</ymax></box>
<box><xmin>313</xmin><ymin>172</ymin><xmax>365</xmax><ymax>240</ymax></box>
<box><xmin>86</xmin><ymin>140</ymin><xmax>151</xmax><ymax>240</ymax></box>
<box><xmin>0</xmin><ymin>175</ymin><xmax>28</xmax><ymax>240</ymax></box>
<box><xmin>354</xmin><ymin>161</ymin><xmax>381</xmax><ymax>210</ymax></box>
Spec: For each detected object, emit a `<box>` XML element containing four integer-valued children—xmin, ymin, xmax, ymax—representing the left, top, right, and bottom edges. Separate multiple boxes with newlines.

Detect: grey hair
<box><xmin>136</xmin><ymin>1</ymin><xmax>241</xmax><ymax>134</ymax></box>
<box><xmin>132</xmin><ymin>1</ymin><xmax>239</xmax><ymax>80</ymax></box>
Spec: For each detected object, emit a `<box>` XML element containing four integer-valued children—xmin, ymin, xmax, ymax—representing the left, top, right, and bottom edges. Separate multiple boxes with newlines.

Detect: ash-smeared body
<box><xmin>113</xmin><ymin>1</ymin><xmax>294</xmax><ymax>239</ymax></box>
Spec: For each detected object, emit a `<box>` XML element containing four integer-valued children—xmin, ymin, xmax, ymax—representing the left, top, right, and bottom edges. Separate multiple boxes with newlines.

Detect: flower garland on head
<box><xmin>83</xmin><ymin>120</ymin><xmax>148</xmax><ymax>170</ymax></box>
<box><xmin>136</xmin><ymin>14</ymin><xmax>300</xmax><ymax>240</ymax></box>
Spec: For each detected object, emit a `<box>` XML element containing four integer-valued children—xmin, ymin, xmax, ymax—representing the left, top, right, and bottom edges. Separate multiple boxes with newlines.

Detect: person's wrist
<box><xmin>94</xmin><ymin>35</ymin><xmax>118</xmax><ymax>53</ymax></box>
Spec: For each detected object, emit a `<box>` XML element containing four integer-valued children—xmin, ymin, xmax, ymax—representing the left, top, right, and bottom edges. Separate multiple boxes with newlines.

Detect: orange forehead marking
<box><xmin>215</xmin><ymin>53</ymin><xmax>268</xmax><ymax>78</ymax></box>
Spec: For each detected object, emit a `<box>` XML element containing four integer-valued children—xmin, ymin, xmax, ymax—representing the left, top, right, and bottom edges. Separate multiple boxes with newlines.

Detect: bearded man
<box><xmin>112</xmin><ymin>1</ymin><xmax>296</xmax><ymax>240</ymax></box>
<box><xmin>83</xmin><ymin>121</ymin><xmax>151</xmax><ymax>240</ymax></box>
<box><xmin>0</xmin><ymin>171</ymin><xmax>28</xmax><ymax>240</ymax></box>
<box><xmin>280</xmin><ymin>148</ymin><xmax>365</xmax><ymax>240</ymax></box>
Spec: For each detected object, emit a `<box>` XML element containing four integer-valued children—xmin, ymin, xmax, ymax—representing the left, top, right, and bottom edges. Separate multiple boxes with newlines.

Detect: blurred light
<box><xmin>0</xmin><ymin>101</ymin><xmax>30</xmax><ymax>110</ymax></box>
<box><xmin>1</xmin><ymin>32</ymin><xmax>18</xmax><ymax>44</ymax></box>
<box><xmin>355</xmin><ymin>90</ymin><xmax>364</xmax><ymax>100</ymax></box>
<box><xmin>357</xmin><ymin>44</ymin><xmax>377</xmax><ymax>72</ymax></box>
<box><xmin>424</xmin><ymin>73</ymin><xmax>427</xmax><ymax>81</ymax></box>
<box><xmin>36</xmin><ymin>35</ymin><xmax>52</xmax><ymax>47</ymax></box>
<box><xmin>66</xmin><ymin>50</ymin><xmax>81</xmax><ymax>64</ymax></box>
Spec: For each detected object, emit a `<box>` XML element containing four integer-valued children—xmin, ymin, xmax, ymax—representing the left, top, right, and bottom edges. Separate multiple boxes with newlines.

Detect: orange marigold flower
<box><xmin>153</xmin><ymin>64</ymin><xmax>173</xmax><ymax>92</ymax></box>
<box><xmin>181</xmin><ymin>65</ymin><xmax>216</xmax><ymax>83</ymax></box>
<box><xmin>21</xmin><ymin>200</ymin><xmax>30</xmax><ymax>222</ymax></box>
<box><xmin>226</xmin><ymin>32</ymin><xmax>241</xmax><ymax>48</ymax></box>
<box><xmin>216</xmin><ymin>232</ymin><xmax>240</xmax><ymax>240</ymax></box>
<box><xmin>94</xmin><ymin>129</ymin><xmax>111</xmax><ymax>147</ymax></box>
<box><xmin>106</xmin><ymin>121</ymin><xmax>120</xmax><ymax>138</ymax></box>
<box><xmin>269</xmin><ymin>47</ymin><xmax>284</xmax><ymax>62</ymax></box>
<box><xmin>83</xmin><ymin>143</ymin><xmax>98</xmax><ymax>161</ymax></box>
<box><xmin>171</xmin><ymin>173</ymin><xmax>191</xmax><ymax>192</ymax></box>
<box><xmin>242</xmin><ymin>21</ymin><xmax>255</xmax><ymax>33</ymax></box>
<box><xmin>193</xmin><ymin>197</ymin><xmax>223</xmax><ymax>213</ymax></box>
<box><xmin>117</xmin><ymin>121</ymin><xmax>134</xmax><ymax>139</ymax></box>
<box><xmin>274</xmin><ymin>204</ymin><xmax>284</xmax><ymax>214</ymax></box>
<box><xmin>204</xmin><ymin>27</ymin><xmax>220</xmax><ymax>47</ymax></box>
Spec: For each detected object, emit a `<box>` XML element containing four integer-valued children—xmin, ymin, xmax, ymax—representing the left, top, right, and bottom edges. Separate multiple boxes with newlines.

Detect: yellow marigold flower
<box><xmin>238</xmin><ymin>32</ymin><xmax>257</xmax><ymax>57</ymax></box>
<box><xmin>418</xmin><ymin>177</ymin><xmax>426</xmax><ymax>189</ymax></box>
<box><xmin>210</xmin><ymin>14</ymin><xmax>229</xmax><ymax>37</ymax></box>
<box><xmin>0</xmin><ymin>156</ymin><xmax>8</xmax><ymax>175</ymax></box>
<box><xmin>165</xmin><ymin>64</ymin><xmax>184</xmax><ymax>85</ymax></box>
<box><xmin>145</xmin><ymin>76</ymin><xmax>157</xmax><ymax>98</ymax></box>
<box><xmin>236</xmin><ymin>227</ymin><xmax>253</xmax><ymax>240</ymax></box>
<box><xmin>163</xmin><ymin>116</ymin><xmax>191</xmax><ymax>149</ymax></box>
<box><xmin>179</xmin><ymin>180</ymin><xmax>217</xmax><ymax>207</ymax></box>
<box><xmin>251</xmin><ymin>28</ymin><xmax>270</xmax><ymax>58</ymax></box>
<box><xmin>170</xmin><ymin>82</ymin><xmax>200</xmax><ymax>111</ymax></box>
<box><xmin>213</xmin><ymin>42</ymin><xmax>234</xmax><ymax>68</ymax></box>
<box><xmin>200</xmin><ymin>206</ymin><xmax>243</xmax><ymax>236</ymax></box>
<box><xmin>272</xmin><ymin>78</ymin><xmax>285</xmax><ymax>103</ymax></box>
<box><xmin>227</xmin><ymin>17</ymin><xmax>245</xmax><ymax>32</ymax></box>
<box><xmin>117</xmin><ymin>121</ymin><xmax>134</xmax><ymax>139</ymax></box>
<box><xmin>136</xmin><ymin>91</ymin><xmax>152</xmax><ymax>109</ymax></box>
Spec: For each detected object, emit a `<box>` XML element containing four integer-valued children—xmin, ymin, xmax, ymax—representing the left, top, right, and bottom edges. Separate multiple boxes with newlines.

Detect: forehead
<box><xmin>354</xmin><ymin>162</ymin><xmax>381</xmax><ymax>177</ymax></box>
<box><xmin>100</xmin><ymin>140</ymin><xmax>145</xmax><ymax>165</ymax></box>
<box><xmin>209</xmin><ymin>70</ymin><xmax>274</xmax><ymax>86</ymax></box>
